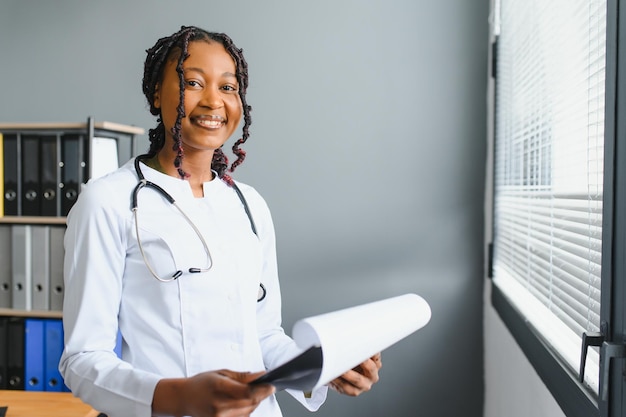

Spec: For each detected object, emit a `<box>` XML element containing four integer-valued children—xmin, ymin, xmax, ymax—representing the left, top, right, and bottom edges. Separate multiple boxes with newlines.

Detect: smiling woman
<box><xmin>152</xmin><ymin>41</ymin><xmax>243</xmax><ymax>190</ymax></box>
<box><xmin>142</xmin><ymin>29</ymin><xmax>250</xmax><ymax>191</ymax></box>
<box><xmin>57</xmin><ymin>25</ymin><xmax>382</xmax><ymax>417</ymax></box>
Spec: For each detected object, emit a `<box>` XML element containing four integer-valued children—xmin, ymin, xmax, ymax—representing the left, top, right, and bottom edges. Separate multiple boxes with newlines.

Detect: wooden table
<box><xmin>0</xmin><ymin>390</ymin><xmax>100</xmax><ymax>417</ymax></box>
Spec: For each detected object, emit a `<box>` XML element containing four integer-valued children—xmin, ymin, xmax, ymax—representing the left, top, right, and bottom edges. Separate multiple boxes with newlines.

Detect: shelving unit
<box><xmin>0</xmin><ymin>118</ymin><xmax>143</xmax><ymax>218</ymax></box>
<box><xmin>0</xmin><ymin>117</ymin><xmax>144</xmax><ymax>315</ymax></box>
<box><xmin>0</xmin><ymin>118</ymin><xmax>143</xmax><ymax>394</ymax></box>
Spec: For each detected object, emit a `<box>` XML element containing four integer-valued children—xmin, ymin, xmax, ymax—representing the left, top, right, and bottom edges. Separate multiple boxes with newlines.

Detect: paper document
<box><xmin>90</xmin><ymin>137</ymin><xmax>119</xmax><ymax>180</ymax></box>
<box><xmin>252</xmin><ymin>293</ymin><xmax>431</xmax><ymax>391</ymax></box>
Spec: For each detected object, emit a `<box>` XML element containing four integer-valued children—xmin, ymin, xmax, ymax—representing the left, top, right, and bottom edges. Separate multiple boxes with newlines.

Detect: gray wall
<box><xmin>0</xmin><ymin>1</ymin><xmax>489</xmax><ymax>416</ymax></box>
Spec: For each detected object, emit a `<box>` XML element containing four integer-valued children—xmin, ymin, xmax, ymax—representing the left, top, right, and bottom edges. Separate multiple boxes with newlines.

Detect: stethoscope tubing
<box><xmin>132</xmin><ymin>155</ymin><xmax>265</xmax><ymax>300</ymax></box>
<box><xmin>133</xmin><ymin>156</ymin><xmax>212</xmax><ymax>281</ymax></box>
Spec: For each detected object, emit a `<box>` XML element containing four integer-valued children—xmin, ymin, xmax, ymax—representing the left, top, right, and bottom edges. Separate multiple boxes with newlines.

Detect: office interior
<box><xmin>0</xmin><ymin>0</ymin><xmax>570</xmax><ymax>416</ymax></box>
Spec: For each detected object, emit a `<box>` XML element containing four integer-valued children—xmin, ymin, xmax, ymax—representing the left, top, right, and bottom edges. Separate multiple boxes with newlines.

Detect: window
<box><xmin>489</xmin><ymin>0</ymin><xmax>626</xmax><ymax>416</ymax></box>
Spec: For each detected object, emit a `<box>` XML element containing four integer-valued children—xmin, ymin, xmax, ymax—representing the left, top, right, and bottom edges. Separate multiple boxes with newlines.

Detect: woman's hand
<box><xmin>328</xmin><ymin>353</ymin><xmax>382</xmax><ymax>397</ymax></box>
<box><xmin>153</xmin><ymin>369</ymin><xmax>275</xmax><ymax>417</ymax></box>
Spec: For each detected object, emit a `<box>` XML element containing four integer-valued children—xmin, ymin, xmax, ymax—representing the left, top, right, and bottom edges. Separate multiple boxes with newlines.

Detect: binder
<box><xmin>31</xmin><ymin>225</ymin><xmax>51</xmax><ymax>311</ymax></box>
<box><xmin>49</xmin><ymin>226</ymin><xmax>65</xmax><ymax>311</ymax></box>
<box><xmin>44</xmin><ymin>318</ymin><xmax>66</xmax><ymax>391</ymax></box>
<box><xmin>60</xmin><ymin>134</ymin><xmax>81</xmax><ymax>216</ymax></box>
<box><xmin>0</xmin><ymin>317</ymin><xmax>7</xmax><ymax>389</ymax></box>
<box><xmin>2</xmin><ymin>133</ymin><xmax>20</xmax><ymax>215</ymax></box>
<box><xmin>24</xmin><ymin>318</ymin><xmax>45</xmax><ymax>391</ymax></box>
<box><xmin>21</xmin><ymin>135</ymin><xmax>41</xmax><ymax>216</ymax></box>
<box><xmin>0</xmin><ymin>224</ymin><xmax>11</xmax><ymax>308</ymax></box>
<box><xmin>40</xmin><ymin>135</ymin><xmax>60</xmax><ymax>216</ymax></box>
<box><xmin>6</xmin><ymin>317</ymin><xmax>25</xmax><ymax>390</ymax></box>
<box><xmin>11</xmin><ymin>224</ymin><xmax>32</xmax><ymax>310</ymax></box>
<box><xmin>0</xmin><ymin>133</ymin><xmax>3</xmax><ymax>217</ymax></box>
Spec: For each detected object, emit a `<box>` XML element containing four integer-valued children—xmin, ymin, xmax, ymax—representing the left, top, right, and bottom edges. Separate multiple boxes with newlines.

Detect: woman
<box><xmin>60</xmin><ymin>26</ymin><xmax>381</xmax><ymax>417</ymax></box>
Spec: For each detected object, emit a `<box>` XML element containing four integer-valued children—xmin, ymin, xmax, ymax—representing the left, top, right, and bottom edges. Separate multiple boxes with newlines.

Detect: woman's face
<box><xmin>154</xmin><ymin>40</ymin><xmax>243</xmax><ymax>154</ymax></box>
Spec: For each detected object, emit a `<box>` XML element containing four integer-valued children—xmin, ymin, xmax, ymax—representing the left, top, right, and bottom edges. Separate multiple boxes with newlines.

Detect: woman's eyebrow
<box><xmin>184</xmin><ymin>67</ymin><xmax>237</xmax><ymax>78</ymax></box>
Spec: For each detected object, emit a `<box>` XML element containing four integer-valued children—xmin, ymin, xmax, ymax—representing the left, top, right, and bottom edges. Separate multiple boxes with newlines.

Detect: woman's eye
<box><xmin>222</xmin><ymin>85</ymin><xmax>238</xmax><ymax>92</ymax></box>
<box><xmin>186</xmin><ymin>80</ymin><xmax>201</xmax><ymax>88</ymax></box>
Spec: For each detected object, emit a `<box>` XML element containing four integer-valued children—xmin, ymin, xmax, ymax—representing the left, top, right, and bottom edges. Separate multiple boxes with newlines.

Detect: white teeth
<box><xmin>197</xmin><ymin>118</ymin><xmax>223</xmax><ymax>128</ymax></box>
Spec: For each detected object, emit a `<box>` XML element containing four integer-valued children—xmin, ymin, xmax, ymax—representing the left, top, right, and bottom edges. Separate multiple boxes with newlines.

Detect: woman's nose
<box><xmin>200</xmin><ymin>87</ymin><xmax>223</xmax><ymax>109</ymax></box>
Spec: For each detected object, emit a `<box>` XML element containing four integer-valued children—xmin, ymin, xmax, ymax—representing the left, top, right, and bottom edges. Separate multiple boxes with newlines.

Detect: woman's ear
<box><xmin>153</xmin><ymin>84</ymin><xmax>161</xmax><ymax>109</ymax></box>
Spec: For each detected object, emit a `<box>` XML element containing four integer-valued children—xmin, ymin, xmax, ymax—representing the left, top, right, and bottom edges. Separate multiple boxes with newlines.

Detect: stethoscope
<box><xmin>132</xmin><ymin>155</ymin><xmax>266</xmax><ymax>302</ymax></box>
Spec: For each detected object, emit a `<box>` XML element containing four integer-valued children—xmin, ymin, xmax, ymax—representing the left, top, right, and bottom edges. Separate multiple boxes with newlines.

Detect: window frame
<box><xmin>488</xmin><ymin>0</ymin><xmax>624</xmax><ymax>416</ymax></box>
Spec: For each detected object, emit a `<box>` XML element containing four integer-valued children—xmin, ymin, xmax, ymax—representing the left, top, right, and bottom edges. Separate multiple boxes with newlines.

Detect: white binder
<box><xmin>31</xmin><ymin>225</ymin><xmax>51</xmax><ymax>310</ymax></box>
<box><xmin>49</xmin><ymin>226</ymin><xmax>65</xmax><ymax>311</ymax></box>
<box><xmin>11</xmin><ymin>224</ymin><xmax>31</xmax><ymax>310</ymax></box>
<box><xmin>0</xmin><ymin>224</ymin><xmax>12</xmax><ymax>308</ymax></box>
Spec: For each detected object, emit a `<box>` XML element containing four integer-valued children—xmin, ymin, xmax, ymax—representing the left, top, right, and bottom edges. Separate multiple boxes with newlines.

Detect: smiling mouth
<box><xmin>194</xmin><ymin>115</ymin><xmax>225</xmax><ymax>129</ymax></box>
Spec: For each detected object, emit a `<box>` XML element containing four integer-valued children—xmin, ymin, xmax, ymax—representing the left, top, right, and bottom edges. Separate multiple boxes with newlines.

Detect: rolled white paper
<box><xmin>291</xmin><ymin>293</ymin><xmax>431</xmax><ymax>389</ymax></box>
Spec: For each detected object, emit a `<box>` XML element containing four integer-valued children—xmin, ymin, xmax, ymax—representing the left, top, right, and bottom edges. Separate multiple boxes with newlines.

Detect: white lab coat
<box><xmin>59</xmin><ymin>158</ymin><xmax>327</xmax><ymax>417</ymax></box>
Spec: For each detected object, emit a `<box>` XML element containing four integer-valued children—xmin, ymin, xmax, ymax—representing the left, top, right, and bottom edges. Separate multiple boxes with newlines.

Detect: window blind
<box><xmin>493</xmin><ymin>0</ymin><xmax>606</xmax><ymax>393</ymax></box>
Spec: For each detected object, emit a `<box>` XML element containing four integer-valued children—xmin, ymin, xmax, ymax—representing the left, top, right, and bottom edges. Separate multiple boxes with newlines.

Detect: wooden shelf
<box><xmin>0</xmin><ymin>390</ymin><xmax>98</xmax><ymax>417</ymax></box>
<box><xmin>0</xmin><ymin>308</ymin><xmax>62</xmax><ymax>319</ymax></box>
<box><xmin>0</xmin><ymin>121</ymin><xmax>144</xmax><ymax>135</ymax></box>
<box><xmin>0</xmin><ymin>216</ymin><xmax>67</xmax><ymax>225</ymax></box>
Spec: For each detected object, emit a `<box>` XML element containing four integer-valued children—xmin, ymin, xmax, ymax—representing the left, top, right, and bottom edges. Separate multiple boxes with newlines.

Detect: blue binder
<box><xmin>24</xmin><ymin>318</ymin><xmax>45</xmax><ymax>391</ymax></box>
<box><xmin>44</xmin><ymin>319</ymin><xmax>66</xmax><ymax>391</ymax></box>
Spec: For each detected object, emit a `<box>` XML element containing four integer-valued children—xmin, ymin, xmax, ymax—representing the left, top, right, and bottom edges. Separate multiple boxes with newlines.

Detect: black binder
<box><xmin>40</xmin><ymin>135</ymin><xmax>60</xmax><ymax>216</ymax></box>
<box><xmin>21</xmin><ymin>135</ymin><xmax>40</xmax><ymax>216</ymax></box>
<box><xmin>2</xmin><ymin>133</ymin><xmax>20</xmax><ymax>215</ymax></box>
<box><xmin>6</xmin><ymin>317</ymin><xmax>25</xmax><ymax>390</ymax></box>
<box><xmin>60</xmin><ymin>134</ymin><xmax>81</xmax><ymax>216</ymax></box>
<box><xmin>0</xmin><ymin>317</ymin><xmax>7</xmax><ymax>389</ymax></box>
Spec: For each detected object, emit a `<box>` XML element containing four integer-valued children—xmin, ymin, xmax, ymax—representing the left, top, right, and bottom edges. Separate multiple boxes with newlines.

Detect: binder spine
<box><xmin>60</xmin><ymin>134</ymin><xmax>81</xmax><ymax>216</ymax></box>
<box><xmin>0</xmin><ymin>224</ymin><xmax>11</xmax><ymax>308</ymax></box>
<box><xmin>31</xmin><ymin>226</ymin><xmax>51</xmax><ymax>311</ymax></box>
<box><xmin>49</xmin><ymin>226</ymin><xmax>65</xmax><ymax>311</ymax></box>
<box><xmin>0</xmin><ymin>132</ymin><xmax>3</xmax><ymax>217</ymax></box>
<box><xmin>44</xmin><ymin>319</ymin><xmax>66</xmax><ymax>391</ymax></box>
<box><xmin>40</xmin><ymin>135</ymin><xmax>60</xmax><ymax>216</ymax></box>
<box><xmin>11</xmin><ymin>224</ymin><xmax>32</xmax><ymax>310</ymax></box>
<box><xmin>24</xmin><ymin>318</ymin><xmax>45</xmax><ymax>391</ymax></box>
<box><xmin>3</xmin><ymin>133</ymin><xmax>20</xmax><ymax>216</ymax></box>
<box><xmin>6</xmin><ymin>317</ymin><xmax>25</xmax><ymax>390</ymax></box>
<box><xmin>0</xmin><ymin>317</ymin><xmax>7</xmax><ymax>389</ymax></box>
<box><xmin>21</xmin><ymin>135</ymin><xmax>40</xmax><ymax>216</ymax></box>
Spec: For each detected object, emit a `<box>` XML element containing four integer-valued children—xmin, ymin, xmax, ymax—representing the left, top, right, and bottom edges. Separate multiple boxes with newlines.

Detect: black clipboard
<box><xmin>250</xmin><ymin>346</ymin><xmax>323</xmax><ymax>391</ymax></box>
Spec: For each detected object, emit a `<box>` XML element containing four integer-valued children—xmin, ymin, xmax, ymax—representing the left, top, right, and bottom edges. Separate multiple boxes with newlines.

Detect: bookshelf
<box><xmin>0</xmin><ymin>118</ymin><xmax>142</xmax><ymax>397</ymax></box>
<box><xmin>0</xmin><ymin>118</ymin><xmax>143</xmax><ymax>218</ymax></box>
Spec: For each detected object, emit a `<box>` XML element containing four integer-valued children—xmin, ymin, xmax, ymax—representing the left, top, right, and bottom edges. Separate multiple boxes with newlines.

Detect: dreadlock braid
<box><xmin>141</xmin><ymin>26</ymin><xmax>252</xmax><ymax>183</ymax></box>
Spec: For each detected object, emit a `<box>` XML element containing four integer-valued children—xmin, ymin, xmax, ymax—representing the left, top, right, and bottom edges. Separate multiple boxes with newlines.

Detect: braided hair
<box><xmin>142</xmin><ymin>26</ymin><xmax>252</xmax><ymax>184</ymax></box>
